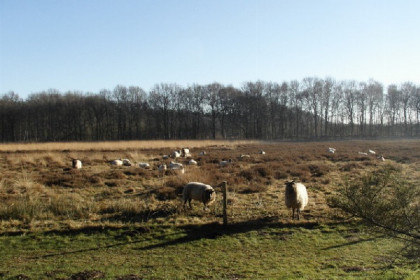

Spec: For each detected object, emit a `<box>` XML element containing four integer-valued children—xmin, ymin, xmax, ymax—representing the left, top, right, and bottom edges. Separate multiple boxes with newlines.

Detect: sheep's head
<box><xmin>285</xmin><ymin>180</ymin><xmax>296</xmax><ymax>188</ymax></box>
<box><xmin>205</xmin><ymin>189</ymin><xmax>216</xmax><ymax>203</ymax></box>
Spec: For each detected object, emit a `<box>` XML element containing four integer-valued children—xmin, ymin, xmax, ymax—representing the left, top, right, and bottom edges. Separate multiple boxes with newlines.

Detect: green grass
<box><xmin>0</xmin><ymin>221</ymin><xmax>418</xmax><ymax>279</ymax></box>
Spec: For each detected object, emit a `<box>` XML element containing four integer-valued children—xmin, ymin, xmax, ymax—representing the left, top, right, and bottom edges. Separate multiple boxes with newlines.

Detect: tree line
<box><xmin>1</xmin><ymin>78</ymin><xmax>420</xmax><ymax>142</ymax></box>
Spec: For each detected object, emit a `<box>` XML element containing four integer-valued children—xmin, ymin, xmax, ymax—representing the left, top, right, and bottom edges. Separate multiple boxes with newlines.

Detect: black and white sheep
<box><xmin>181</xmin><ymin>148</ymin><xmax>191</xmax><ymax>158</ymax></box>
<box><xmin>172</xmin><ymin>150</ymin><xmax>181</xmax><ymax>158</ymax></box>
<box><xmin>284</xmin><ymin>180</ymin><xmax>308</xmax><ymax>220</ymax></box>
<box><xmin>182</xmin><ymin>182</ymin><xmax>216</xmax><ymax>210</ymax></box>
<box><xmin>72</xmin><ymin>159</ymin><xmax>82</xmax><ymax>169</ymax></box>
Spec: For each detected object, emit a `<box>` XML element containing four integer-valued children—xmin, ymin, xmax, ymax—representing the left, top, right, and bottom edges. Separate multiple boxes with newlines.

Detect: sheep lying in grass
<box><xmin>111</xmin><ymin>159</ymin><xmax>123</xmax><ymax>166</ymax></box>
<box><xmin>182</xmin><ymin>182</ymin><xmax>216</xmax><ymax>210</ymax></box>
<box><xmin>72</xmin><ymin>159</ymin><xmax>82</xmax><ymax>169</ymax></box>
<box><xmin>169</xmin><ymin>161</ymin><xmax>185</xmax><ymax>174</ymax></box>
<box><xmin>138</xmin><ymin>162</ymin><xmax>150</xmax><ymax>169</ymax></box>
<box><xmin>284</xmin><ymin>180</ymin><xmax>308</xmax><ymax>220</ymax></box>
<box><xmin>188</xmin><ymin>159</ymin><xmax>198</xmax><ymax>165</ymax></box>
<box><xmin>220</xmin><ymin>159</ymin><xmax>232</xmax><ymax>167</ymax></box>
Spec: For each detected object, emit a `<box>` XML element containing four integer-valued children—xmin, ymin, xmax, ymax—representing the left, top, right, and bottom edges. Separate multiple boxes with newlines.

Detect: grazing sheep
<box><xmin>181</xmin><ymin>148</ymin><xmax>191</xmax><ymax>158</ymax></box>
<box><xmin>122</xmin><ymin>159</ymin><xmax>133</xmax><ymax>166</ymax></box>
<box><xmin>259</xmin><ymin>150</ymin><xmax>266</xmax><ymax>155</ymax></box>
<box><xmin>369</xmin><ymin>149</ymin><xmax>376</xmax><ymax>155</ymax></box>
<box><xmin>169</xmin><ymin>161</ymin><xmax>185</xmax><ymax>174</ymax></box>
<box><xmin>172</xmin><ymin>150</ymin><xmax>181</xmax><ymax>158</ymax></box>
<box><xmin>284</xmin><ymin>180</ymin><xmax>308</xmax><ymax>220</ymax></box>
<box><xmin>188</xmin><ymin>159</ymin><xmax>198</xmax><ymax>165</ymax></box>
<box><xmin>72</xmin><ymin>159</ymin><xmax>82</xmax><ymax>169</ymax></box>
<box><xmin>138</xmin><ymin>162</ymin><xmax>150</xmax><ymax>169</ymax></box>
<box><xmin>379</xmin><ymin>155</ymin><xmax>385</xmax><ymax>161</ymax></box>
<box><xmin>328</xmin><ymin>147</ymin><xmax>336</xmax><ymax>154</ymax></box>
<box><xmin>219</xmin><ymin>159</ymin><xmax>233</xmax><ymax>167</ymax></box>
<box><xmin>111</xmin><ymin>159</ymin><xmax>123</xmax><ymax>166</ymax></box>
<box><xmin>358</xmin><ymin>152</ymin><xmax>368</xmax><ymax>156</ymax></box>
<box><xmin>182</xmin><ymin>182</ymin><xmax>216</xmax><ymax>210</ymax></box>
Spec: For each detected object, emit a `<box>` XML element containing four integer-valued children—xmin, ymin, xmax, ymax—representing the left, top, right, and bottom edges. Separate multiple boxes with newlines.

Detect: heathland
<box><xmin>0</xmin><ymin>140</ymin><xmax>419</xmax><ymax>279</ymax></box>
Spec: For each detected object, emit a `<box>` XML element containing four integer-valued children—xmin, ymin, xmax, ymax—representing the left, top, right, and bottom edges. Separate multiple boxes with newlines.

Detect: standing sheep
<box><xmin>284</xmin><ymin>180</ymin><xmax>308</xmax><ymax>220</ymax></box>
<box><xmin>182</xmin><ymin>182</ymin><xmax>216</xmax><ymax>210</ymax></box>
<box><xmin>72</xmin><ymin>159</ymin><xmax>82</xmax><ymax>169</ymax></box>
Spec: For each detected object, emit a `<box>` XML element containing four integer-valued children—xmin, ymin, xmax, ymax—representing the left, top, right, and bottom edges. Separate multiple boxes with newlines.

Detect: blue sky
<box><xmin>1</xmin><ymin>0</ymin><xmax>420</xmax><ymax>98</ymax></box>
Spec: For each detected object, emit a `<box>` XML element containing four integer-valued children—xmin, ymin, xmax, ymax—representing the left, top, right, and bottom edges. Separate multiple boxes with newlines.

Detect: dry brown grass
<box><xmin>0</xmin><ymin>140</ymin><xmax>260</xmax><ymax>152</ymax></box>
<box><xmin>0</xmin><ymin>139</ymin><xmax>419</xmax><ymax>231</ymax></box>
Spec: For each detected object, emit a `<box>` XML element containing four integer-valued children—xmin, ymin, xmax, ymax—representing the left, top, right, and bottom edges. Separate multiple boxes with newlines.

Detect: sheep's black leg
<box><xmin>188</xmin><ymin>199</ymin><xmax>192</xmax><ymax>209</ymax></box>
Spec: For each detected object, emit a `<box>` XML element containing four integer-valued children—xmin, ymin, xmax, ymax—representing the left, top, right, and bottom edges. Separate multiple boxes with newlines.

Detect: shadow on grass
<box><xmin>321</xmin><ymin>236</ymin><xmax>382</xmax><ymax>250</ymax></box>
<box><xmin>136</xmin><ymin>217</ymin><xmax>319</xmax><ymax>251</ymax></box>
<box><xmin>19</xmin><ymin>217</ymin><xmax>320</xmax><ymax>259</ymax></box>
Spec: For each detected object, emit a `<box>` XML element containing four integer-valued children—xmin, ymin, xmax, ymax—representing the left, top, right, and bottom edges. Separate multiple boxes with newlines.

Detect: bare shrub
<box><xmin>330</xmin><ymin>164</ymin><xmax>420</xmax><ymax>261</ymax></box>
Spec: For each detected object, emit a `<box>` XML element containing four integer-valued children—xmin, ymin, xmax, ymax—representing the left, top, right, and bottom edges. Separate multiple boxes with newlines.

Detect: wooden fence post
<box><xmin>222</xmin><ymin>181</ymin><xmax>228</xmax><ymax>226</ymax></box>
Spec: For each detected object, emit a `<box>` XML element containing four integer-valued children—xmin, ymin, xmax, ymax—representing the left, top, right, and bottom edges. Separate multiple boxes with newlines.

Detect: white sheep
<box><xmin>284</xmin><ymin>180</ymin><xmax>308</xmax><ymax>220</ymax></box>
<box><xmin>238</xmin><ymin>154</ymin><xmax>251</xmax><ymax>159</ymax></box>
<box><xmin>111</xmin><ymin>159</ymin><xmax>123</xmax><ymax>166</ymax></box>
<box><xmin>188</xmin><ymin>159</ymin><xmax>198</xmax><ymax>165</ymax></box>
<box><xmin>169</xmin><ymin>161</ymin><xmax>185</xmax><ymax>174</ymax></box>
<box><xmin>72</xmin><ymin>159</ymin><xmax>82</xmax><ymax>169</ymax></box>
<box><xmin>358</xmin><ymin>152</ymin><xmax>368</xmax><ymax>156</ymax></box>
<box><xmin>259</xmin><ymin>150</ymin><xmax>266</xmax><ymax>155</ymax></box>
<box><xmin>328</xmin><ymin>147</ymin><xmax>336</xmax><ymax>154</ymax></box>
<box><xmin>369</xmin><ymin>149</ymin><xmax>376</xmax><ymax>155</ymax></box>
<box><xmin>219</xmin><ymin>159</ymin><xmax>233</xmax><ymax>167</ymax></box>
<box><xmin>138</xmin><ymin>162</ymin><xmax>150</xmax><ymax>169</ymax></box>
<box><xmin>182</xmin><ymin>182</ymin><xmax>216</xmax><ymax>210</ymax></box>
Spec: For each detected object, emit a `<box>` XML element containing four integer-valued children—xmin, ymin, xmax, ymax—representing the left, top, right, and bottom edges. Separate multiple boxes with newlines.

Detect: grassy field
<box><xmin>0</xmin><ymin>139</ymin><xmax>419</xmax><ymax>279</ymax></box>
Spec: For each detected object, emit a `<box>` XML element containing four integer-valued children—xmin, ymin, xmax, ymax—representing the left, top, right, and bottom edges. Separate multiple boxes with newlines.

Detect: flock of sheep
<box><xmin>329</xmin><ymin>147</ymin><xmax>386</xmax><ymax>161</ymax></box>
<box><xmin>70</xmin><ymin>146</ymin><xmax>309</xmax><ymax>221</ymax></box>
<box><xmin>72</xmin><ymin>144</ymin><xmax>385</xmax><ymax>220</ymax></box>
<box><xmin>70</xmin><ymin>145</ymin><xmax>389</xmax><ymax>221</ymax></box>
